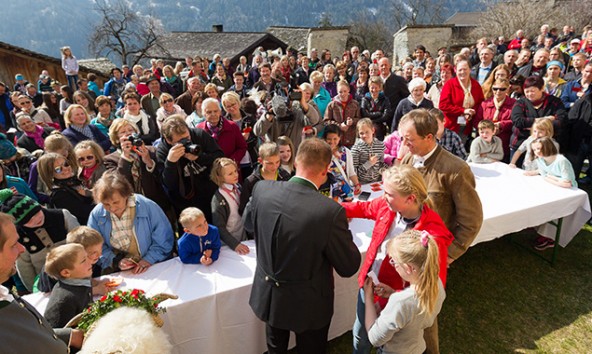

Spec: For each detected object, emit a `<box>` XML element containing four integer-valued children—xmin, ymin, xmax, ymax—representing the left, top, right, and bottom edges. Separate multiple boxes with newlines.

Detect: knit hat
<box><xmin>0</xmin><ymin>189</ymin><xmax>42</xmax><ymax>226</ymax></box>
<box><xmin>0</xmin><ymin>134</ymin><xmax>17</xmax><ymax>160</ymax></box>
<box><xmin>15</xmin><ymin>74</ymin><xmax>24</xmax><ymax>81</ymax></box>
<box><xmin>546</xmin><ymin>60</ymin><xmax>565</xmax><ymax>70</ymax></box>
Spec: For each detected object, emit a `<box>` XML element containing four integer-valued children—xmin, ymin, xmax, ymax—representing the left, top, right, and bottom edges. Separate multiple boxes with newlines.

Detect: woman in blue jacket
<box><xmin>88</xmin><ymin>172</ymin><xmax>174</xmax><ymax>274</ymax></box>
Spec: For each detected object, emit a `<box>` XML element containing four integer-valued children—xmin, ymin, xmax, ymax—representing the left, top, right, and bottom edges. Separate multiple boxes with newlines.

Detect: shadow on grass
<box><xmin>439</xmin><ymin>228</ymin><xmax>592</xmax><ymax>353</ymax></box>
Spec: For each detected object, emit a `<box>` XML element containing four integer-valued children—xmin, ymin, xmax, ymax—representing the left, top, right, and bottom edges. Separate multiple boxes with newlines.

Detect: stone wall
<box><xmin>307</xmin><ymin>28</ymin><xmax>350</xmax><ymax>59</ymax></box>
<box><xmin>392</xmin><ymin>25</ymin><xmax>454</xmax><ymax>65</ymax></box>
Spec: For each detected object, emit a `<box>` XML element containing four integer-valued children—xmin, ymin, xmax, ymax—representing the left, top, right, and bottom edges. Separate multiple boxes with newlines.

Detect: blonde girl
<box><xmin>277</xmin><ymin>136</ymin><xmax>295</xmax><ymax>176</ymax></box>
<box><xmin>509</xmin><ymin>117</ymin><xmax>558</xmax><ymax>171</ymax></box>
<box><xmin>351</xmin><ymin>118</ymin><xmax>387</xmax><ymax>184</ymax></box>
<box><xmin>210</xmin><ymin>157</ymin><xmax>250</xmax><ymax>255</ymax></box>
<box><xmin>363</xmin><ymin>230</ymin><xmax>445</xmax><ymax>354</ymax></box>
<box><xmin>60</xmin><ymin>46</ymin><xmax>79</xmax><ymax>91</ymax></box>
<box><xmin>74</xmin><ymin>140</ymin><xmax>106</xmax><ymax>189</ymax></box>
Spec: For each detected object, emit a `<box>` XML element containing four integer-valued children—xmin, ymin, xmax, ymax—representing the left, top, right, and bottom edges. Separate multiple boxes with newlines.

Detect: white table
<box><xmin>23</xmin><ymin>168</ymin><xmax>590</xmax><ymax>353</ymax></box>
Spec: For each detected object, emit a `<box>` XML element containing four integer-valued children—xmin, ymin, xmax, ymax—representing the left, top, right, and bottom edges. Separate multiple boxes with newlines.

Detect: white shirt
<box><xmin>413</xmin><ymin>144</ymin><xmax>438</xmax><ymax>168</ymax></box>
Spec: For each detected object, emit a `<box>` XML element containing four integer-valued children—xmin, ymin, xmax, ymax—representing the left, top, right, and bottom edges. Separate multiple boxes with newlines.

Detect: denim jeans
<box><xmin>66</xmin><ymin>74</ymin><xmax>79</xmax><ymax>91</ymax></box>
<box><xmin>352</xmin><ymin>288</ymin><xmax>372</xmax><ymax>354</ymax></box>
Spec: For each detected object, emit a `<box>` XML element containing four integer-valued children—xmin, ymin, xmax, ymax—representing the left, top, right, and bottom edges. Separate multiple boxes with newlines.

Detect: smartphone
<box><xmin>358</xmin><ymin>191</ymin><xmax>371</xmax><ymax>201</ymax></box>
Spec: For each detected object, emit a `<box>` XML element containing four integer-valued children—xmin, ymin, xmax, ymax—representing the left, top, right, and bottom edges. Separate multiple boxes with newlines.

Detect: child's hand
<box><xmin>200</xmin><ymin>255</ymin><xmax>213</xmax><ymax>266</ymax></box>
<box><xmin>92</xmin><ymin>280</ymin><xmax>109</xmax><ymax>296</ymax></box>
<box><xmin>369</xmin><ymin>154</ymin><xmax>379</xmax><ymax>165</ymax></box>
<box><xmin>354</xmin><ymin>184</ymin><xmax>362</xmax><ymax>195</ymax></box>
<box><xmin>203</xmin><ymin>249</ymin><xmax>212</xmax><ymax>259</ymax></box>
<box><xmin>479</xmin><ymin>153</ymin><xmax>487</xmax><ymax>157</ymax></box>
<box><xmin>375</xmin><ymin>282</ymin><xmax>395</xmax><ymax>298</ymax></box>
<box><xmin>235</xmin><ymin>243</ymin><xmax>250</xmax><ymax>255</ymax></box>
<box><xmin>509</xmin><ymin>163</ymin><xmax>516</xmax><ymax>168</ymax></box>
<box><xmin>363</xmin><ymin>277</ymin><xmax>374</xmax><ymax>300</ymax></box>
<box><xmin>346</xmin><ymin>117</ymin><xmax>353</xmax><ymax>126</ymax></box>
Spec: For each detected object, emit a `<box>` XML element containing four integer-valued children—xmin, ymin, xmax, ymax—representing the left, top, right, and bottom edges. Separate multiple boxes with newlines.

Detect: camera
<box><xmin>289</xmin><ymin>91</ymin><xmax>302</xmax><ymax>101</ymax></box>
<box><xmin>179</xmin><ymin>138</ymin><xmax>201</xmax><ymax>155</ymax></box>
<box><xmin>127</xmin><ymin>133</ymin><xmax>143</xmax><ymax>147</ymax></box>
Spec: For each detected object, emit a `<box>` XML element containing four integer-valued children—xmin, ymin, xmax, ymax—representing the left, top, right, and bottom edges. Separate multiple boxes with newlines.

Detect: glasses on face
<box><xmin>492</xmin><ymin>87</ymin><xmax>507</xmax><ymax>92</ymax></box>
<box><xmin>78</xmin><ymin>155</ymin><xmax>95</xmax><ymax>162</ymax></box>
<box><xmin>54</xmin><ymin>161</ymin><xmax>71</xmax><ymax>174</ymax></box>
<box><xmin>162</xmin><ymin>99</ymin><xmax>173</xmax><ymax>104</ymax></box>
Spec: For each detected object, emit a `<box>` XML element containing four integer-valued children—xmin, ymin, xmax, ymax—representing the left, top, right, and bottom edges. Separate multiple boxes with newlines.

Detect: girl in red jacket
<box><xmin>342</xmin><ymin>165</ymin><xmax>453</xmax><ymax>354</ymax></box>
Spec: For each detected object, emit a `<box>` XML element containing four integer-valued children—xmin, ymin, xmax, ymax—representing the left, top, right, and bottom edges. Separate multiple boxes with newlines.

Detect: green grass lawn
<box><xmin>322</xmin><ymin>223</ymin><xmax>592</xmax><ymax>353</ymax></box>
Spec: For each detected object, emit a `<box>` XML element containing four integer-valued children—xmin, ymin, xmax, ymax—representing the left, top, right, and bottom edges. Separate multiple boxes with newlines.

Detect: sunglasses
<box><xmin>78</xmin><ymin>155</ymin><xmax>95</xmax><ymax>162</ymax></box>
<box><xmin>54</xmin><ymin>161</ymin><xmax>71</xmax><ymax>174</ymax></box>
<box><xmin>20</xmin><ymin>101</ymin><xmax>32</xmax><ymax>105</ymax></box>
<box><xmin>492</xmin><ymin>87</ymin><xmax>507</xmax><ymax>91</ymax></box>
<box><xmin>162</xmin><ymin>99</ymin><xmax>173</xmax><ymax>103</ymax></box>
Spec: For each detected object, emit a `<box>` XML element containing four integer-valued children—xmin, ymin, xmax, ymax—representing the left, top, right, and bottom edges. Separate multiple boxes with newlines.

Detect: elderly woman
<box><xmin>481</xmin><ymin>64</ymin><xmax>511</xmax><ymax>99</ymax></box>
<box><xmin>197</xmin><ymin>97</ymin><xmax>247</xmax><ymax>166</ymax></box>
<box><xmin>37</xmin><ymin>152</ymin><xmax>95</xmax><ymax>224</ymax></box>
<box><xmin>156</xmin><ymin>92</ymin><xmax>186</xmax><ymax>130</ymax></box>
<box><xmin>439</xmin><ymin>59</ymin><xmax>484</xmax><ymax>136</ymax></box>
<box><xmin>510</xmin><ymin>76</ymin><xmax>568</xmax><ymax>159</ymax></box>
<box><xmin>61</xmin><ymin>104</ymin><xmax>111</xmax><ymax>151</ymax></box>
<box><xmin>102</xmin><ymin>118</ymin><xmax>171</xmax><ymax>218</ymax></box>
<box><xmin>391</xmin><ymin>78</ymin><xmax>434</xmax><ymax>132</ymax></box>
<box><xmin>426</xmin><ymin>63</ymin><xmax>453</xmax><ymax>109</ymax></box>
<box><xmin>162</xmin><ymin>65</ymin><xmax>183</xmax><ymax>97</ymax></box>
<box><xmin>222</xmin><ymin>91</ymin><xmax>257</xmax><ymax>177</ymax></box>
<box><xmin>310</xmin><ymin>71</ymin><xmax>331</xmax><ymax>119</ymax></box>
<box><xmin>16</xmin><ymin>114</ymin><xmax>55</xmax><ymax>153</ymax></box>
<box><xmin>342</xmin><ymin>165</ymin><xmax>453</xmax><ymax>354</ymax></box>
<box><xmin>475</xmin><ymin>78</ymin><xmax>516</xmax><ymax>161</ymax></box>
<box><xmin>322</xmin><ymin>64</ymin><xmax>338</xmax><ymax>97</ymax></box>
<box><xmin>88</xmin><ymin>172</ymin><xmax>174</xmax><ymax>274</ymax></box>
<box><xmin>544</xmin><ymin>61</ymin><xmax>567</xmax><ymax>98</ymax></box>
<box><xmin>360</xmin><ymin>76</ymin><xmax>393</xmax><ymax>140</ymax></box>
<box><xmin>186</xmin><ymin>91</ymin><xmax>205</xmax><ymax>128</ymax></box>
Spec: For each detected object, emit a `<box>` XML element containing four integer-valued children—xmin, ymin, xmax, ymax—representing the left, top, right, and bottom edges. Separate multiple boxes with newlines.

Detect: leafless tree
<box><xmin>88</xmin><ymin>0</ymin><xmax>168</xmax><ymax>66</ymax></box>
<box><xmin>348</xmin><ymin>10</ymin><xmax>393</xmax><ymax>53</ymax></box>
<box><xmin>390</xmin><ymin>0</ymin><xmax>447</xmax><ymax>30</ymax></box>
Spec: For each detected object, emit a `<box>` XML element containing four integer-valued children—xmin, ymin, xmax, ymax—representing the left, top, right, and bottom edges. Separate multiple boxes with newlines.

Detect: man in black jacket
<box><xmin>244</xmin><ymin>138</ymin><xmax>360</xmax><ymax>354</ymax></box>
<box><xmin>156</xmin><ymin>115</ymin><xmax>224</xmax><ymax>222</ymax></box>
<box><xmin>378</xmin><ymin>57</ymin><xmax>409</xmax><ymax>113</ymax></box>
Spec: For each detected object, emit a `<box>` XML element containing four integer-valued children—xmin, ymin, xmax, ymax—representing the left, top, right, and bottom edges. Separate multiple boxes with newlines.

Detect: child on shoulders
<box><xmin>352</xmin><ymin>118</ymin><xmax>387</xmax><ymax>184</ymax></box>
<box><xmin>44</xmin><ymin>244</ymin><xmax>94</xmax><ymax>327</ymax></box>
<box><xmin>211</xmin><ymin>158</ymin><xmax>249</xmax><ymax>255</ymax></box>
<box><xmin>467</xmin><ymin>120</ymin><xmax>504</xmax><ymax>163</ymax></box>
<box><xmin>178</xmin><ymin>207</ymin><xmax>222</xmax><ymax>265</ymax></box>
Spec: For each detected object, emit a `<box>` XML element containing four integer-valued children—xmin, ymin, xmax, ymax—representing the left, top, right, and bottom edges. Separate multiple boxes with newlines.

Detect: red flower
<box><xmin>113</xmin><ymin>295</ymin><xmax>122</xmax><ymax>303</ymax></box>
<box><xmin>154</xmin><ymin>303</ymin><xmax>158</xmax><ymax>308</ymax></box>
<box><xmin>100</xmin><ymin>295</ymin><xmax>107</xmax><ymax>302</ymax></box>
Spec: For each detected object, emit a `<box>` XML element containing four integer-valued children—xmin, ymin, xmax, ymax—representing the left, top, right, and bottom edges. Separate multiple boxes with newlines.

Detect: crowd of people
<box><xmin>0</xmin><ymin>21</ymin><xmax>591</xmax><ymax>354</ymax></box>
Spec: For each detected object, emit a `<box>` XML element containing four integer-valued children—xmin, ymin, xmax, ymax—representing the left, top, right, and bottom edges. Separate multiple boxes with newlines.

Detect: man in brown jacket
<box><xmin>399</xmin><ymin>108</ymin><xmax>483</xmax><ymax>354</ymax></box>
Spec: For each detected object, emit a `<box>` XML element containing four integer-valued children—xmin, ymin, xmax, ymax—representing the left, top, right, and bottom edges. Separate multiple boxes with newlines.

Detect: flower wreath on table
<box><xmin>74</xmin><ymin>289</ymin><xmax>177</xmax><ymax>332</ymax></box>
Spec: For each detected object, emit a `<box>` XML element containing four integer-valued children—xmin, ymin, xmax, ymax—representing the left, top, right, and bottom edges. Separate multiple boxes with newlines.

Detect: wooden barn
<box><xmin>0</xmin><ymin>41</ymin><xmax>110</xmax><ymax>89</ymax></box>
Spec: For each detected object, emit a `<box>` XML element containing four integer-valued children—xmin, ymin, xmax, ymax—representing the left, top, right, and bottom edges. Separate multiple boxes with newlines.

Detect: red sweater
<box><xmin>439</xmin><ymin>77</ymin><xmax>484</xmax><ymax>135</ymax></box>
<box><xmin>342</xmin><ymin>199</ymin><xmax>453</xmax><ymax>300</ymax></box>
<box><xmin>475</xmin><ymin>96</ymin><xmax>516</xmax><ymax>159</ymax></box>
<box><xmin>197</xmin><ymin>118</ymin><xmax>247</xmax><ymax>166</ymax></box>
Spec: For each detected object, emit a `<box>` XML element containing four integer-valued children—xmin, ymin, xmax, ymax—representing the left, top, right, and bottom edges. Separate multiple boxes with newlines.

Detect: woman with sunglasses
<box><xmin>341</xmin><ymin>165</ymin><xmax>453</xmax><ymax>354</ymax></box>
<box><xmin>155</xmin><ymin>92</ymin><xmax>186</xmax><ymax>130</ymax></box>
<box><xmin>474</xmin><ymin>78</ymin><xmax>516</xmax><ymax>162</ymax></box>
<box><xmin>37</xmin><ymin>152</ymin><xmax>95</xmax><ymax>225</ymax></box>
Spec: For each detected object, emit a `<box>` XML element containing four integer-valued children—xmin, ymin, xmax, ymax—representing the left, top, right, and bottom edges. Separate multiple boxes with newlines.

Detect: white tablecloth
<box><xmin>22</xmin><ymin>165</ymin><xmax>590</xmax><ymax>353</ymax></box>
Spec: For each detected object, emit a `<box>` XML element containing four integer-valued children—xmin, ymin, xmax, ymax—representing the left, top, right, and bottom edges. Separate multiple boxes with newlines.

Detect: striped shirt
<box><xmin>352</xmin><ymin>138</ymin><xmax>387</xmax><ymax>183</ymax></box>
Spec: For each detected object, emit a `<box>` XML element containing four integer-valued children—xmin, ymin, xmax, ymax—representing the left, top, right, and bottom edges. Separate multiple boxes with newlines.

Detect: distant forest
<box><xmin>1</xmin><ymin>0</ymin><xmax>482</xmax><ymax>59</ymax></box>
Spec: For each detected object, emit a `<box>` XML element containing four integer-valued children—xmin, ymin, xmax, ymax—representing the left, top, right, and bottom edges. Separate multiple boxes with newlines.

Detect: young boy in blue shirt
<box><xmin>178</xmin><ymin>207</ymin><xmax>222</xmax><ymax>265</ymax></box>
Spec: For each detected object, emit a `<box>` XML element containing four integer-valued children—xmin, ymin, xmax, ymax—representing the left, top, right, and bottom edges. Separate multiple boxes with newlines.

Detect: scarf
<box><xmin>70</xmin><ymin>124</ymin><xmax>95</xmax><ymax>140</ymax></box>
<box><xmin>25</xmin><ymin>124</ymin><xmax>45</xmax><ymax>149</ymax></box>
<box><xmin>530</xmin><ymin>93</ymin><xmax>548</xmax><ymax>108</ymax></box>
<box><xmin>492</xmin><ymin>96</ymin><xmax>506</xmax><ymax>122</ymax></box>
<box><xmin>81</xmin><ymin>163</ymin><xmax>99</xmax><ymax>187</ymax></box>
<box><xmin>164</xmin><ymin>75</ymin><xmax>178</xmax><ymax>85</ymax></box>
<box><xmin>458</xmin><ymin>78</ymin><xmax>475</xmax><ymax>108</ymax></box>
<box><xmin>124</xmin><ymin>111</ymin><xmax>150</xmax><ymax>135</ymax></box>
<box><xmin>206</xmin><ymin>119</ymin><xmax>223</xmax><ymax>140</ymax></box>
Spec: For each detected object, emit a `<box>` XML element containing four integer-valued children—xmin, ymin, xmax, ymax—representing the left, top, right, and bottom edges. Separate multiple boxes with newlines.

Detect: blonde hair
<box><xmin>356</xmin><ymin>118</ymin><xmax>374</xmax><ymax>136</ymax></box>
<box><xmin>44</xmin><ymin>132</ymin><xmax>77</xmax><ymax>169</ymax></box>
<box><xmin>221</xmin><ymin>91</ymin><xmax>241</xmax><ymax>110</ymax></box>
<box><xmin>309</xmin><ymin>71</ymin><xmax>323</xmax><ymax>84</ymax></box>
<box><xmin>210</xmin><ymin>157</ymin><xmax>238</xmax><ymax>186</ymax></box>
<box><xmin>277</xmin><ymin>136</ymin><xmax>295</xmax><ymax>170</ymax></box>
<box><xmin>258</xmin><ymin>142</ymin><xmax>280</xmax><ymax>160</ymax></box>
<box><xmin>337</xmin><ymin>79</ymin><xmax>350</xmax><ymax>90</ymax></box>
<box><xmin>45</xmin><ymin>243</ymin><xmax>85</xmax><ymax>279</ymax></box>
<box><xmin>108</xmin><ymin>118</ymin><xmax>139</xmax><ymax>146</ymax></box>
<box><xmin>204</xmin><ymin>83</ymin><xmax>219</xmax><ymax>97</ymax></box>
<box><xmin>387</xmin><ymin>230</ymin><xmax>440</xmax><ymax>315</ymax></box>
<box><xmin>64</xmin><ymin>104</ymin><xmax>90</xmax><ymax>127</ymax></box>
<box><xmin>74</xmin><ymin>140</ymin><xmax>105</xmax><ymax>165</ymax></box>
<box><xmin>382</xmin><ymin>165</ymin><xmax>429</xmax><ymax>207</ymax></box>
<box><xmin>159</xmin><ymin>92</ymin><xmax>174</xmax><ymax>105</ymax></box>
<box><xmin>66</xmin><ymin>226</ymin><xmax>103</xmax><ymax>248</ymax></box>
<box><xmin>179</xmin><ymin>207</ymin><xmax>205</xmax><ymax>227</ymax></box>
<box><xmin>532</xmin><ymin>118</ymin><xmax>554</xmax><ymax>138</ymax></box>
<box><xmin>477</xmin><ymin>119</ymin><xmax>495</xmax><ymax>131</ymax></box>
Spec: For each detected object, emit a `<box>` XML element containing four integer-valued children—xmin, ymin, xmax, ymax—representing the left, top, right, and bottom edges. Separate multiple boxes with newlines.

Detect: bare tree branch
<box><xmin>88</xmin><ymin>0</ymin><xmax>168</xmax><ymax>66</ymax></box>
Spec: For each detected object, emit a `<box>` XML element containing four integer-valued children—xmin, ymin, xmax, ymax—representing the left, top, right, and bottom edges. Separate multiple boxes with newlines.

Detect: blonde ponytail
<box><xmin>388</xmin><ymin>230</ymin><xmax>440</xmax><ymax>315</ymax></box>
